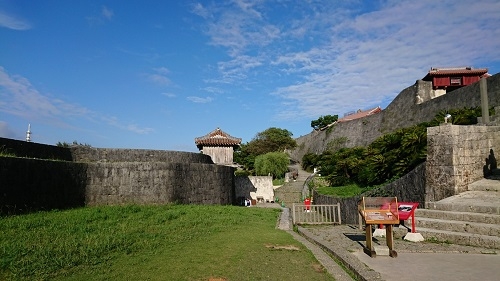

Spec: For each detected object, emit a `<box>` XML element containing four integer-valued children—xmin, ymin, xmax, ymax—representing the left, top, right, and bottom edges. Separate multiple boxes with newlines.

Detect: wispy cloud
<box><xmin>161</xmin><ymin>92</ymin><xmax>176</xmax><ymax>98</ymax></box>
<box><xmin>0</xmin><ymin>11</ymin><xmax>31</xmax><ymax>30</ymax></box>
<box><xmin>201</xmin><ymin>87</ymin><xmax>224</xmax><ymax>94</ymax></box>
<box><xmin>0</xmin><ymin>66</ymin><xmax>153</xmax><ymax>134</ymax></box>
<box><xmin>187</xmin><ymin>96</ymin><xmax>213</xmax><ymax>103</ymax></box>
<box><xmin>86</xmin><ymin>5</ymin><xmax>114</xmax><ymax>26</ymax></box>
<box><xmin>0</xmin><ymin>121</ymin><xmax>17</xmax><ymax>139</ymax></box>
<box><xmin>147</xmin><ymin>67</ymin><xmax>171</xmax><ymax>85</ymax></box>
<box><xmin>194</xmin><ymin>0</ymin><xmax>500</xmax><ymax>120</ymax></box>
<box><xmin>101</xmin><ymin>6</ymin><xmax>114</xmax><ymax>20</ymax></box>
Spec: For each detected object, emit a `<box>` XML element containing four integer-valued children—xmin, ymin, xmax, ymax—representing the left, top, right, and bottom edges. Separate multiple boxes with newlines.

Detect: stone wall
<box><xmin>85</xmin><ymin>162</ymin><xmax>234</xmax><ymax>206</ymax></box>
<box><xmin>0</xmin><ymin>157</ymin><xmax>87</xmax><ymax>214</ymax></box>
<box><xmin>313</xmin><ymin>163</ymin><xmax>426</xmax><ymax>224</ymax></box>
<box><xmin>234</xmin><ymin>176</ymin><xmax>274</xmax><ymax>203</ymax></box>
<box><xmin>292</xmin><ymin>113</ymin><xmax>384</xmax><ymax>157</ymax></box>
<box><xmin>425</xmin><ymin>124</ymin><xmax>500</xmax><ymax>202</ymax></box>
<box><xmin>0</xmin><ymin>138</ymin><xmax>236</xmax><ymax>214</ymax></box>
<box><xmin>70</xmin><ymin>146</ymin><xmax>213</xmax><ymax>164</ymax></box>
<box><xmin>0</xmin><ymin>137</ymin><xmax>72</xmax><ymax>161</ymax></box>
<box><xmin>291</xmin><ymin>73</ymin><xmax>500</xmax><ymax>162</ymax></box>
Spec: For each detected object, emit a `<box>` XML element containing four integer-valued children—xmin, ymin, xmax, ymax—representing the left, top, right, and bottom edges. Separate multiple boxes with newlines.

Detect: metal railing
<box><xmin>292</xmin><ymin>203</ymin><xmax>341</xmax><ymax>225</ymax></box>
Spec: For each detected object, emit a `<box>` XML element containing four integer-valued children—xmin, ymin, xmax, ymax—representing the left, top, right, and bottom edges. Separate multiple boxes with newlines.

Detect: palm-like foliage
<box><xmin>305</xmin><ymin>107</ymin><xmax>488</xmax><ymax>188</ymax></box>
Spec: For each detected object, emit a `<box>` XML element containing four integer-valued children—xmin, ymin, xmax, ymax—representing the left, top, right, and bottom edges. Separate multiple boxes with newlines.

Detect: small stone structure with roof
<box><xmin>194</xmin><ymin>127</ymin><xmax>241</xmax><ymax>165</ymax></box>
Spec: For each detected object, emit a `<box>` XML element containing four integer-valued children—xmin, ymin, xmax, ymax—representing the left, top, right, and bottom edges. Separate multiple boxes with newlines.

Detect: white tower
<box><xmin>26</xmin><ymin>124</ymin><xmax>31</xmax><ymax>142</ymax></box>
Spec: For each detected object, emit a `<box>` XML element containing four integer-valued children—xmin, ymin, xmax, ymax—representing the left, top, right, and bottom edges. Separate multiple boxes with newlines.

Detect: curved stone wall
<box><xmin>70</xmin><ymin>146</ymin><xmax>213</xmax><ymax>164</ymax></box>
<box><xmin>0</xmin><ymin>138</ymin><xmax>235</xmax><ymax>215</ymax></box>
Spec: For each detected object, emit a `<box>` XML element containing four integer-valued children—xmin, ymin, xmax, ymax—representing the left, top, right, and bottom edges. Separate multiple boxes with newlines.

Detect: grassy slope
<box><xmin>0</xmin><ymin>205</ymin><xmax>334</xmax><ymax>281</ymax></box>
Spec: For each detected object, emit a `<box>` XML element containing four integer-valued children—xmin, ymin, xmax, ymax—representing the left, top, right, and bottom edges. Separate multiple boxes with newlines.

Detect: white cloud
<box><xmin>194</xmin><ymin>0</ymin><xmax>500</xmax><ymax>121</ymax></box>
<box><xmin>0</xmin><ymin>67</ymin><xmax>153</xmax><ymax>134</ymax></box>
<box><xmin>187</xmin><ymin>96</ymin><xmax>213</xmax><ymax>103</ymax></box>
<box><xmin>86</xmin><ymin>5</ymin><xmax>114</xmax><ymax>26</ymax></box>
<box><xmin>102</xmin><ymin>6</ymin><xmax>114</xmax><ymax>20</ymax></box>
<box><xmin>191</xmin><ymin>2</ymin><xmax>211</xmax><ymax>19</ymax></box>
<box><xmin>147</xmin><ymin>67</ymin><xmax>171</xmax><ymax>85</ymax></box>
<box><xmin>0</xmin><ymin>121</ymin><xmax>17</xmax><ymax>139</ymax></box>
<box><xmin>0</xmin><ymin>11</ymin><xmax>31</xmax><ymax>30</ymax></box>
<box><xmin>161</xmin><ymin>92</ymin><xmax>176</xmax><ymax>98</ymax></box>
<box><xmin>202</xmin><ymin>87</ymin><xmax>224</xmax><ymax>94</ymax></box>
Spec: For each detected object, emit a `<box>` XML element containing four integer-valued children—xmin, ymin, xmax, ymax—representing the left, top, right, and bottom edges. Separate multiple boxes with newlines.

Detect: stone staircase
<box><xmin>274</xmin><ymin>164</ymin><xmax>309</xmax><ymax>207</ymax></box>
<box><xmin>413</xmin><ymin>177</ymin><xmax>500</xmax><ymax>249</ymax></box>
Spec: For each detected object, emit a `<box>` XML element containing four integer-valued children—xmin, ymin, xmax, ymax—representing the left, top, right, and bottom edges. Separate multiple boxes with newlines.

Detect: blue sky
<box><xmin>1</xmin><ymin>0</ymin><xmax>499</xmax><ymax>152</ymax></box>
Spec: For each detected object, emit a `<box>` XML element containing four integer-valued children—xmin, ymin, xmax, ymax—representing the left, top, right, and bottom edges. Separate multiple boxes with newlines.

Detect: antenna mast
<box><xmin>26</xmin><ymin>124</ymin><xmax>31</xmax><ymax>142</ymax></box>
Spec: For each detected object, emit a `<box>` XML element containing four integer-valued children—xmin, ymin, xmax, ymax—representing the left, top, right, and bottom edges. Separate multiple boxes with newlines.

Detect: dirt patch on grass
<box><xmin>265</xmin><ymin>244</ymin><xmax>300</xmax><ymax>251</ymax></box>
<box><xmin>311</xmin><ymin>263</ymin><xmax>325</xmax><ymax>273</ymax></box>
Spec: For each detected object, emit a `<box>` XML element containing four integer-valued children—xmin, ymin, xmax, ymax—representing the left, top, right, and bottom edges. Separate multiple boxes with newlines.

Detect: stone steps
<box><xmin>416</xmin><ymin>209</ymin><xmax>500</xmax><ymax>225</ymax></box>
<box><xmin>411</xmin><ymin>217</ymin><xmax>500</xmax><ymax>237</ymax></box>
<box><xmin>416</xmin><ymin>227</ymin><xmax>500</xmax><ymax>249</ymax></box>
<box><xmin>468</xmin><ymin>178</ymin><xmax>500</xmax><ymax>191</ymax></box>
<box><xmin>425</xmin><ymin>191</ymin><xmax>500</xmax><ymax>215</ymax></box>
<box><xmin>416</xmin><ymin>179</ymin><xmax>500</xmax><ymax>249</ymax></box>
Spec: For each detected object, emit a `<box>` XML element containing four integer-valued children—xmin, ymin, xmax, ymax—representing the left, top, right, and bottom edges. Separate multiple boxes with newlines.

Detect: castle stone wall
<box><xmin>291</xmin><ymin>73</ymin><xmax>500</xmax><ymax>162</ymax></box>
<box><xmin>0</xmin><ymin>137</ymin><xmax>72</xmax><ymax>161</ymax></box>
<box><xmin>70</xmin><ymin>146</ymin><xmax>213</xmax><ymax>164</ymax></box>
<box><xmin>0</xmin><ymin>138</ymin><xmax>235</xmax><ymax>215</ymax></box>
<box><xmin>425</xmin><ymin>124</ymin><xmax>500</xmax><ymax>202</ymax></box>
<box><xmin>85</xmin><ymin>162</ymin><xmax>235</xmax><ymax>206</ymax></box>
<box><xmin>0</xmin><ymin>157</ymin><xmax>87</xmax><ymax>214</ymax></box>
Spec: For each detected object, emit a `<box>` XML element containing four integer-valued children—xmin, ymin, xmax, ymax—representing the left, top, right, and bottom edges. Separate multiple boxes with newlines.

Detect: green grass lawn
<box><xmin>315</xmin><ymin>184</ymin><xmax>369</xmax><ymax>197</ymax></box>
<box><xmin>0</xmin><ymin>205</ymin><xmax>334</xmax><ymax>281</ymax></box>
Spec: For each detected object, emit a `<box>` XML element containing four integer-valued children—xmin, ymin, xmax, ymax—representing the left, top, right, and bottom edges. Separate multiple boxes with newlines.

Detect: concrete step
<box><xmin>416</xmin><ymin>209</ymin><xmax>500</xmax><ymax>225</ymax></box>
<box><xmin>468</xmin><ymin>179</ymin><xmax>500</xmax><ymax>191</ymax></box>
<box><xmin>410</xmin><ymin>217</ymin><xmax>500</xmax><ymax>237</ymax></box>
<box><xmin>425</xmin><ymin>191</ymin><xmax>500</xmax><ymax>215</ymax></box>
<box><xmin>416</xmin><ymin>227</ymin><xmax>500</xmax><ymax>249</ymax></box>
<box><xmin>426</xmin><ymin>201</ymin><xmax>500</xmax><ymax>215</ymax></box>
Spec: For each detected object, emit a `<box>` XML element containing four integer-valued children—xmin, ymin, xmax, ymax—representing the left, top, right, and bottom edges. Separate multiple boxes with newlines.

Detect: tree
<box><xmin>247</xmin><ymin>127</ymin><xmax>297</xmax><ymax>154</ymax></box>
<box><xmin>56</xmin><ymin>141</ymin><xmax>92</xmax><ymax>147</ymax></box>
<box><xmin>301</xmin><ymin>153</ymin><xmax>320</xmax><ymax>172</ymax></box>
<box><xmin>235</xmin><ymin>127</ymin><xmax>297</xmax><ymax>171</ymax></box>
<box><xmin>254</xmin><ymin>152</ymin><xmax>290</xmax><ymax>179</ymax></box>
<box><xmin>311</xmin><ymin>115</ymin><xmax>338</xmax><ymax>130</ymax></box>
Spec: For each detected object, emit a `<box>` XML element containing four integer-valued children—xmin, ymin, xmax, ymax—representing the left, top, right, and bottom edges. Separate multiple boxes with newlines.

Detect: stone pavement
<box><xmin>298</xmin><ymin>223</ymin><xmax>500</xmax><ymax>281</ymax></box>
<box><xmin>264</xmin><ymin>165</ymin><xmax>500</xmax><ymax>280</ymax></box>
<box><xmin>268</xmin><ymin>192</ymin><xmax>500</xmax><ymax>280</ymax></box>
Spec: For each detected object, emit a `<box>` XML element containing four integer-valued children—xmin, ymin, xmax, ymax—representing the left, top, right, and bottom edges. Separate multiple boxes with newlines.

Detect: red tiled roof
<box><xmin>424</xmin><ymin>67</ymin><xmax>488</xmax><ymax>78</ymax></box>
<box><xmin>195</xmin><ymin>127</ymin><xmax>242</xmax><ymax>148</ymax></box>
<box><xmin>337</xmin><ymin>106</ymin><xmax>382</xmax><ymax>123</ymax></box>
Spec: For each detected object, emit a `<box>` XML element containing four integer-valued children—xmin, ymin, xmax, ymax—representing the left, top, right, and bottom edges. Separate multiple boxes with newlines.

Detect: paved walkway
<box><xmin>300</xmin><ymin>224</ymin><xmax>500</xmax><ymax>281</ymax></box>
<box><xmin>269</xmin><ymin>165</ymin><xmax>500</xmax><ymax>281</ymax></box>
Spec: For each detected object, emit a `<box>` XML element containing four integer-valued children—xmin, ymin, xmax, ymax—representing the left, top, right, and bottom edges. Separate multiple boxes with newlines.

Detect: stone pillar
<box><xmin>426</xmin><ymin>124</ymin><xmax>499</xmax><ymax>202</ymax></box>
<box><xmin>480</xmin><ymin>78</ymin><xmax>489</xmax><ymax>123</ymax></box>
<box><xmin>425</xmin><ymin>125</ymin><xmax>459</xmax><ymax>202</ymax></box>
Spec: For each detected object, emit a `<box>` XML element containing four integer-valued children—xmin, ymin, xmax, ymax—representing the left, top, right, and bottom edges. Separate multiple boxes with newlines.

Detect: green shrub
<box><xmin>254</xmin><ymin>152</ymin><xmax>289</xmax><ymax>179</ymax></box>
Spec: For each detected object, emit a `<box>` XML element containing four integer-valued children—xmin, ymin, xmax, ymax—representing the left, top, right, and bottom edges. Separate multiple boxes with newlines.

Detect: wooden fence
<box><xmin>292</xmin><ymin>203</ymin><xmax>341</xmax><ymax>225</ymax></box>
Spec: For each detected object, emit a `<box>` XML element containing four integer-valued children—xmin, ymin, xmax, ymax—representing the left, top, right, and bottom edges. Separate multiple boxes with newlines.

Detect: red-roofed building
<box><xmin>195</xmin><ymin>128</ymin><xmax>241</xmax><ymax>165</ymax></box>
<box><xmin>422</xmin><ymin>67</ymin><xmax>489</xmax><ymax>91</ymax></box>
<box><xmin>337</xmin><ymin>106</ymin><xmax>382</xmax><ymax>123</ymax></box>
